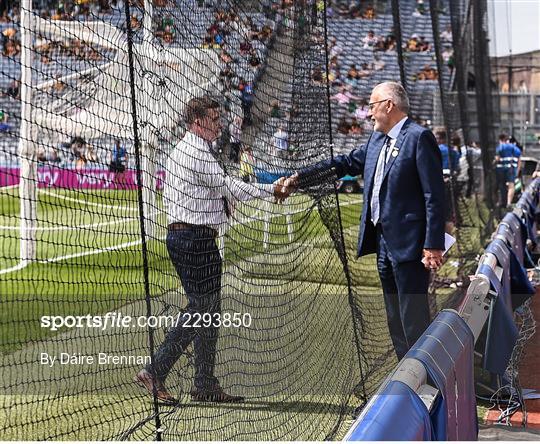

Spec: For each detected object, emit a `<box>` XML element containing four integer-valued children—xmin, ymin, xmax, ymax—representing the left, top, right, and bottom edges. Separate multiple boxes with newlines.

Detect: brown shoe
<box><xmin>134</xmin><ymin>369</ymin><xmax>178</xmax><ymax>405</ymax></box>
<box><xmin>190</xmin><ymin>386</ymin><xmax>244</xmax><ymax>403</ymax></box>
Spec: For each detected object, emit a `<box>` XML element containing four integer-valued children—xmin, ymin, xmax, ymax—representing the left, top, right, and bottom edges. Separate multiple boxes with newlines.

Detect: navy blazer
<box><xmin>299</xmin><ymin>118</ymin><xmax>446</xmax><ymax>263</ymax></box>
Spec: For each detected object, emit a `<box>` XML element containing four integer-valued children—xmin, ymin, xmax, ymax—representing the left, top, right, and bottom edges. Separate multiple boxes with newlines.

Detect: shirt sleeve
<box><xmin>201</xmin><ymin>155</ymin><xmax>274</xmax><ymax>203</ymax></box>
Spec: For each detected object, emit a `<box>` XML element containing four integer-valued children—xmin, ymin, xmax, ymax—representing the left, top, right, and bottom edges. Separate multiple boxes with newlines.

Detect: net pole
<box><xmin>124</xmin><ymin>0</ymin><xmax>162</xmax><ymax>438</ymax></box>
<box><xmin>19</xmin><ymin>0</ymin><xmax>37</xmax><ymax>263</ymax></box>
<box><xmin>140</xmin><ymin>0</ymin><xmax>158</xmax><ymax>237</ymax></box>
<box><xmin>390</xmin><ymin>0</ymin><xmax>408</xmax><ymax>91</ymax></box>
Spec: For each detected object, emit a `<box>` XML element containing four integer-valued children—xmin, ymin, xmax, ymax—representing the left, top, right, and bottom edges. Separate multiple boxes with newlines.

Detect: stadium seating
<box><xmin>0</xmin><ymin>1</ymin><xmax>279</xmax><ymax>168</ymax></box>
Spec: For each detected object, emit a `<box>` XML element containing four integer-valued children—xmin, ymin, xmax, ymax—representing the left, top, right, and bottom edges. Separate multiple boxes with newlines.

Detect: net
<box><xmin>0</xmin><ymin>0</ymin><xmax>522</xmax><ymax>440</ymax></box>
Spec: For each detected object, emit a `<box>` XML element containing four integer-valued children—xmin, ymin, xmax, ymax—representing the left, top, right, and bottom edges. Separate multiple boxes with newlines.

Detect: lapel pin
<box><xmin>391</xmin><ymin>150</ymin><xmax>399</xmax><ymax>157</ymax></box>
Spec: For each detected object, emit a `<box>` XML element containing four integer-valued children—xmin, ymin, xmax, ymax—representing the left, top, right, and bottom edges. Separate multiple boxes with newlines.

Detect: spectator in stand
<box><xmin>331</xmin><ymin>85</ymin><xmax>361</xmax><ymax>105</ymax></box>
<box><xmin>239</xmin><ymin>145</ymin><xmax>255</xmax><ymax>183</ymax></box>
<box><xmin>416</xmin><ymin>65</ymin><xmax>438</xmax><ymax>81</ymax></box>
<box><xmin>374</xmin><ymin>38</ymin><xmax>386</xmax><ymax>52</ymax></box>
<box><xmin>109</xmin><ymin>139</ymin><xmax>129</xmax><ymax>187</ymax></box>
<box><xmin>5</xmin><ymin>79</ymin><xmax>20</xmax><ymax>99</ymax></box>
<box><xmin>384</xmin><ymin>34</ymin><xmax>397</xmax><ymax>51</ymax></box>
<box><xmin>269</xmin><ymin>100</ymin><xmax>284</xmax><ymax>118</ymax></box>
<box><xmin>354</xmin><ymin>99</ymin><xmax>369</xmax><ymax>121</ymax></box>
<box><xmin>362</xmin><ymin>5</ymin><xmax>376</xmax><ymax>19</ymax></box>
<box><xmin>0</xmin><ymin>110</ymin><xmax>11</xmax><ymax>133</ymax></box>
<box><xmin>357</xmin><ymin>62</ymin><xmax>372</xmax><ymax>78</ymax></box>
<box><xmin>219</xmin><ymin>64</ymin><xmax>236</xmax><ymax>91</ymax></box>
<box><xmin>311</xmin><ymin>66</ymin><xmax>323</xmax><ymax>84</ymax></box>
<box><xmin>239</xmin><ymin>39</ymin><xmax>253</xmax><ymax>55</ymax></box>
<box><xmin>417</xmin><ymin>36</ymin><xmax>430</xmax><ymax>52</ymax></box>
<box><xmin>70</xmin><ymin>137</ymin><xmax>87</xmax><ymax>171</ymax></box>
<box><xmin>229</xmin><ymin>116</ymin><xmax>242</xmax><ymax>162</ymax></box>
<box><xmin>442</xmin><ymin>46</ymin><xmax>454</xmax><ymax>73</ymax></box>
<box><xmin>337</xmin><ymin>0</ymin><xmax>362</xmax><ymax>18</ymax></box>
<box><xmin>337</xmin><ymin>118</ymin><xmax>351</xmax><ymax>135</ymax></box>
<box><xmin>38</xmin><ymin>146</ymin><xmax>61</xmax><ymax>163</ymax></box>
<box><xmin>346</xmin><ymin>64</ymin><xmax>359</xmax><ymax>79</ymax></box>
<box><xmin>240</xmin><ymin>83</ymin><xmax>254</xmax><ymax>126</ymax></box>
<box><xmin>441</xmin><ymin>24</ymin><xmax>452</xmax><ymax>43</ymax></box>
<box><xmin>349</xmin><ymin>118</ymin><xmax>363</xmax><ymax>135</ymax></box>
<box><xmin>413</xmin><ymin>0</ymin><xmax>427</xmax><ymax>16</ymax></box>
<box><xmin>273</xmin><ymin>124</ymin><xmax>289</xmax><ymax>158</ymax></box>
<box><xmin>329</xmin><ymin>36</ymin><xmax>343</xmax><ymax>59</ymax></box>
<box><xmin>202</xmin><ymin>34</ymin><xmax>218</xmax><ymax>49</ymax></box>
<box><xmin>373</xmin><ymin>53</ymin><xmax>385</xmax><ymax>71</ymax></box>
<box><xmin>329</xmin><ymin>55</ymin><xmax>341</xmax><ymax>74</ymax></box>
<box><xmin>2</xmin><ymin>32</ymin><xmax>20</xmax><ymax>57</ymax></box>
<box><xmin>494</xmin><ymin>133</ymin><xmax>521</xmax><ymax>208</ymax></box>
<box><xmin>85</xmin><ymin>144</ymin><xmax>97</xmax><ymax>165</ymax></box>
<box><xmin>406</xmin><ymin>34</ymin><xmax>420</xmax><ymax>52</ymax></box>
<box><xmin>362</xmin><ymin>30</ymin><xmax>379</xmax><ymax>49</ymax></box>
<box><xmin>345</xmin><ymin>69</ymin><xmax>359</xmax><ymax>88</ymax></box>
<box><xmin>220</xmin><ymin>49</ymin><xmax>233</xmax><ymax>64</ymax></box>
<box><xmin>249</xmin><ymin>52</ymin><xmax>261</xmax><ymax>68</ymax></box>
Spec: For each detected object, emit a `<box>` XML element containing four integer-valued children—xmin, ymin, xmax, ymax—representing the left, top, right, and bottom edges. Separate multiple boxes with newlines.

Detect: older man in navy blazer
<box><xmin>285</xmin><ymin>82</ymin><xmax>446</xmax><ymax>360</ymax></box>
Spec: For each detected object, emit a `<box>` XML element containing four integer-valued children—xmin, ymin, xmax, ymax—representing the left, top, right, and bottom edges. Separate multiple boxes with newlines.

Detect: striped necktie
<box><xmin>370</xmin><ymin>135</ymin><xmax>392</xmax><ymax>225</ymax></box>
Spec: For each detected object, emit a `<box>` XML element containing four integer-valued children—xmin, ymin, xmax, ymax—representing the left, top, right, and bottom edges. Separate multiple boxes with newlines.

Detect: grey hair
<box><xmin>375</xmin><ymin>82</ymin><xmax>410</xmax><ymax>114</ymax></box>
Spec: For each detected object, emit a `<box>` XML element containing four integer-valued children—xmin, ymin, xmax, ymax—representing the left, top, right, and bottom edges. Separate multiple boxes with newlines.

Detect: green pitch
<box><xmin>0</xmin><ymin>186</ymin><xmax>482</xmax><ymax>440</ymax></box>
<box><xmin>0</xmin><ymin>187</ymin><xmax>370</xmax><ymax>440</ymax></box>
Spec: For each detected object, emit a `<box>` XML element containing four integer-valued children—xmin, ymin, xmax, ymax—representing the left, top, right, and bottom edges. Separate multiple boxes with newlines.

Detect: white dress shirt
<box><xmin>164</xmin><ymin>131</ymin><xmax>274</xmax><ymax>230</ymax></box>
<box><xmin>370</xmin><ymin>116</ymin><xmax>408</xmax><ymax>224</ymax></box>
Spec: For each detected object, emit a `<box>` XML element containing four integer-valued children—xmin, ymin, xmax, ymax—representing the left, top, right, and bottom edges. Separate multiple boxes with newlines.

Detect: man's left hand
<box><xmin>422</xmin><ymin>249</ymin><xmax>444</xmax><ymax>271</ymax></box>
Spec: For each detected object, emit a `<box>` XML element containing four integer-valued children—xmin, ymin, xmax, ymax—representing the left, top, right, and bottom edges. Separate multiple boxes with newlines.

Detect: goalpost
<box><xmin>17</xmin><ymin>1</ymin><xmax>221</xmax><ymax>261</ymax></box>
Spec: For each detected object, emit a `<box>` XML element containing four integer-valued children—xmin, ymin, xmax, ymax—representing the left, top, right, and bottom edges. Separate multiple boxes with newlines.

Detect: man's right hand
<box><xmin>282</xmin><ymin>172</ymin><xmax>299</xmax><ymax>195</ymax></box>
<box><xmin>273</xmin><ymin>177</ymin><xmax>290</xmax><ymax>203</ymax></box>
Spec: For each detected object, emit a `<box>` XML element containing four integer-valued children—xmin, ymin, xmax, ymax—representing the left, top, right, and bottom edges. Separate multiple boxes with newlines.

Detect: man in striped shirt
<box><xmin>135</xmin><ymin>96</ymin><xmax>289</xmax><ymax>404</ymax></box>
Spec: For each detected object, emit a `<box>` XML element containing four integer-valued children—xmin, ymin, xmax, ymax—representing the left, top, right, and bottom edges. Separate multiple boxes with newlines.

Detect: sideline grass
<box><xmin>1</xmin><ymin>188</ymin><xmax>486</xmax><ymax>440</ymax></box>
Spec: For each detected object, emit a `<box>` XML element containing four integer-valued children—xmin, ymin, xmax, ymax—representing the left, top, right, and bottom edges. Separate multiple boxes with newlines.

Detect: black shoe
<box><xmin>190</xmin><ymin>386</ymin><xmax>244</xmax><ymax>403</ymax></box>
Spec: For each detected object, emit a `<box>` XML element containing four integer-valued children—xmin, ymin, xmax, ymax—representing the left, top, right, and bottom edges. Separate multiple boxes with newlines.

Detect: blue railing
<box><xmin>344</xmin><ymin>179</ymin><xmax>539</xmax><ymax>441</ymax></box>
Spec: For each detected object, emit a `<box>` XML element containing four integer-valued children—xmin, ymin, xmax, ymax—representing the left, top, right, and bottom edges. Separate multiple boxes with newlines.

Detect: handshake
<box><xmin>272</xmin><ymin>172</ymin><xmax>299</xmax><ymax>203</ymax></box>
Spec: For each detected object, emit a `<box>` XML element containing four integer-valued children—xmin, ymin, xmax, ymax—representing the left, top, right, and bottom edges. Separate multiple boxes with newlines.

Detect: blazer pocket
<box><xmin>404</xmin><ymin>213</ymin><xmax>423</xmax><ymax>222</ymax></box>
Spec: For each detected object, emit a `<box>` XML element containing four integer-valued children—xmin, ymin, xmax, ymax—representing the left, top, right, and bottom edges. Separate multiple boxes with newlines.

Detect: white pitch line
<box><xmin>0</xmin><ymin>260</ymin><xmax>29</xmax><ymax>275</ymax></box>
<box><xmin>0</xmin><ymin>210</ymin><xmax>162</xmax><ymax>231</ymax></box>
<box><xmin>0</xmin><ymin>195</ymin><xmax>362</xmax><ymax>274</ymax></box>
<box><xmin>38</xmin><ymin>189</ymin><xmax>140</xmax><ymax>212</ymax></box>
<box><xmin>38</xmin><ymin>239</ymin><xmax>144</xmax><ymax>264</ymax></box>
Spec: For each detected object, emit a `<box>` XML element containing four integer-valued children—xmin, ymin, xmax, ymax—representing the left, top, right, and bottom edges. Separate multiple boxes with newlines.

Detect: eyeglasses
<box><xmin>368</xmin><ymin>98</ymin><xmax>391</xmax><ymax>110</ymax></box>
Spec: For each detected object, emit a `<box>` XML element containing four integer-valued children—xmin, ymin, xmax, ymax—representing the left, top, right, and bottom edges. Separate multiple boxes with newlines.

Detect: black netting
<box><xmin>0</xmin><ymin>0</ymin><xmax>523</xmax><ymax>440</ymax></box>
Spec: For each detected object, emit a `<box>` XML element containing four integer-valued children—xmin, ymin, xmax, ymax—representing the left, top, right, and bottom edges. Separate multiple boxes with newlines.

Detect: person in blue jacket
<box><xmin>282</xmin><ymin>82</ymin><xmax>446</xmax><ymax>360</ymax></box>
<box><xmin>494</xmin><ymin>133</ymin><xmax>521</xmax><ymax>208</ymax></box>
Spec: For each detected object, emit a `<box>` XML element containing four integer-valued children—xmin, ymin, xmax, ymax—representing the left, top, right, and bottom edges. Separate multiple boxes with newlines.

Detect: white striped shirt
<box><xmin>164</xmin><ymin>131</ymin><xmax>274</xmax><ymax>230</ymax></box>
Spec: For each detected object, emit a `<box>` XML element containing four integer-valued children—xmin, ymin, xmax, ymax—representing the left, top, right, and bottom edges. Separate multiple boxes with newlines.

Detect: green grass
<box><xmin>0</xmin><ymin>188</ymin><xmax>489</xmax><ymax>439</ymax></box>
<box><xmin>1</xmin><ymin>188</ymin><xmax>367</xmax><ymax>440</ymax></box>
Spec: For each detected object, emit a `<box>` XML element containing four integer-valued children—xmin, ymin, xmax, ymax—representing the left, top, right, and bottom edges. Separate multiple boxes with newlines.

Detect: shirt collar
<box><xmin>386</xmin><ymin>116</ymin><xmax>408</xmax><ymax>140</ymax></box>
<box><xmin>185</xmin><ymin>130</ymin><xmax>212</xmax><ymax>150</ymax></box>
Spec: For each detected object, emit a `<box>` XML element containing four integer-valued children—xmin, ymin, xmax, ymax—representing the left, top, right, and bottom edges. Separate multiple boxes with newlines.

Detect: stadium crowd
<box><xmin>0</xmin><ymin>0</ymin><xmax>506</xmax><ymax>197</ymax></box>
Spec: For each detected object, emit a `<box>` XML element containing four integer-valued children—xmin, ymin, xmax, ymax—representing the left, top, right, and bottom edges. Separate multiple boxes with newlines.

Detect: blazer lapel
<box><xmin>382</xmin><ymin>118</ymin><xmax>411</xmax><ymax>180</ymax></box>
<box><xmin>364</xmin><ymin>135</ymin><xmax>388</xmax><ymax>197</ymax></box>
